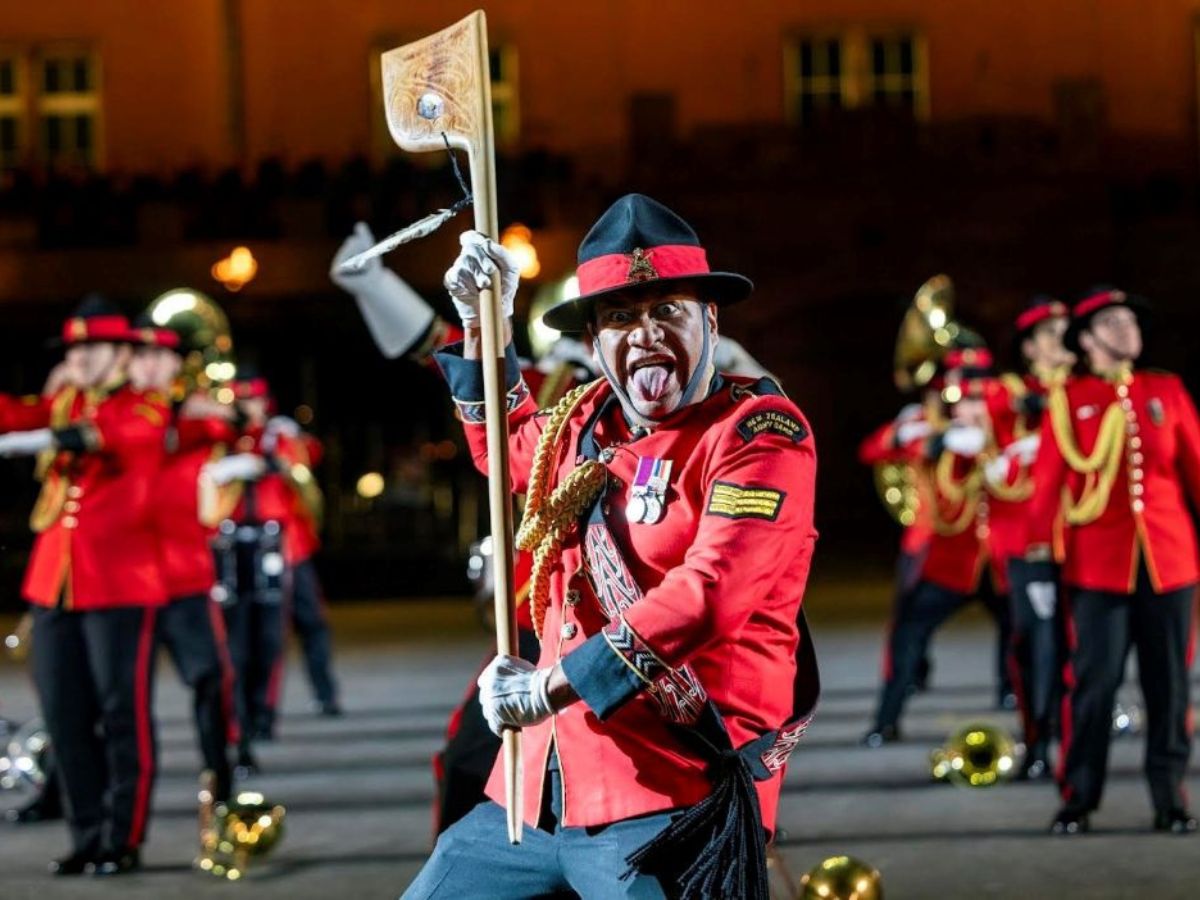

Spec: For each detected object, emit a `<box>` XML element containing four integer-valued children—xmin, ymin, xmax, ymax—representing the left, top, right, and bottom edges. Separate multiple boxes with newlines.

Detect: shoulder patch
<box><xmin>706</xmin><ymin>480</ymin><xmax>786</xmax><ymax>521</ymax></box>
<box><xmin>736</xmin><ymin>408</ymin><xmax>808</xmax><ymax>444</ymax></box>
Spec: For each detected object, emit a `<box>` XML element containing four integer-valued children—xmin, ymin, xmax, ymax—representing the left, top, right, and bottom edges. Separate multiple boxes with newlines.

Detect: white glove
<box><xmin>895</xmin><ymin>419</ymin><xmax>933</xmax><ymax>447</ymax></box>
<box><xmin>0</xmin><ymin>428</ymin><xmax>53</xmax><ymax>458</ymax></box>
<box><xmin>713</xmin><ymin>336</ymin><xmax>772</xmax><ymax>380</ymax></box>
<box><xmin>202</xmin><ymin>452</ymin><xmax>267</xmax><ymax>486</ymax></box>
<box><xmin>476</xmin><ymin>654</ymin><xmax>554</xmax><ymax>737</ymax></box>
<box><xmin>1007</xmin><ymin>434</ymin><xmax>1041</xmax><ymax>466</ymax></box>
<box><xmin>984</xmin><ymin>454</ymin><xmax>1013</xmax><ymax>487</ymax></box>
<box><xmin>943</xmin><ymin>424</ymin><xmax>987</xmax><ymax>457</ymax></box>
<box><xmin>1027</xmin><ymin>582</ymin><xmax>1057</xmax><ymax>620</ymax></box>
<box><xmin>262</xmin><ymin>415</ymin><xmax>300</xmax><ymax>453</ymax></box>
<box><xmin>331</xmin><ymin>222</ymin><xmax>436</xmax><ymax>359</ymax></box>
<box><xmin>444</xmin><ymin>230</ymin><xmax>519</xmax><ymax>325</ymax></box>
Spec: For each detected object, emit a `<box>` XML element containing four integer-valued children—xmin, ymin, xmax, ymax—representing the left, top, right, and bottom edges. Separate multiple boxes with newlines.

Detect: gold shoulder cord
<box><xmin>1046</xmin><ymin>385</ymin><xmax>1125</xmax><ymax>525</ymax></box>
<box><xmin>29</xmin><ymin>388</ymin><xmax>78</xmax><ymax>533</ymax></box>
<box><xmin>932</xmin><ymin>451</ymin><xmax>980</xmax><ymax>536</ymax></box>
<box><xmin>515</xmin><ymin>381</ymin><xmax>608</xmax><ymax>637</ymax></box>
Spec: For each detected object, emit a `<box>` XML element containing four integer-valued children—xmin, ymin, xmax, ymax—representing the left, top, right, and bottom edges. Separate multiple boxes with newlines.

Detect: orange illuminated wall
<box><xmin>3</xmin><ymin>0</ymin><xmax>1200</xmax><ymax>174</ymax></box>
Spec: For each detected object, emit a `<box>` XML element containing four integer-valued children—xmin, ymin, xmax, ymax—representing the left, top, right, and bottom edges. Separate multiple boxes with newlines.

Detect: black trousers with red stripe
<box><xmin>1006</xmin><ymin>560</ymin><xmax>1065</xmax><ymax>751</ymax></box>
<box><xmin>1059</xmin><ymin>565</ymin><xmax>1194</xmax><ymax>816</ymax></box>
<box><xmin>30</xmin><ymin>605</ymin><xmax>157</xmax><ymax>856</ymax></box>
<box><xmin>872</xmin><ymin>578</ymin><xmax>1011</xmax><ymax>733</ymax></box>
<box><xmin>157</xmin><ymin>593</ymin><xmax>234</xmax><ymax>801</ymax></box>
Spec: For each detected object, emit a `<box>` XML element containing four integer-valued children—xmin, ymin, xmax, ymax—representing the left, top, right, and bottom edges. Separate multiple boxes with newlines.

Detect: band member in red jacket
<box><xmin>332</xmin><ymin>222</ymin><xmax>781</xmax><ymax>837</ymax></box>
<box><xmin>402</xmin><ymin>195</ymin><xmax>818</xmax><ymax>900</ymax></box>
<box><xmin>988</xmin><ymin>296</ymin><xmax>1075</xmax><ymax>779</ymax></box>
<box><xmin>127</xmin><ymin>319</ymin><xmax>238</xmax><ymax>802</ymax></box>
<box><xmin>0</xmin><ymin>299</ymin><xmax>167</xmax><ymax>876</ymax></box>
<box><xmin>1024</xmin><ymin>288</ymin><xmax>1199</xmax><ymax>835</ymax></box>
<box><xmin>859</xmin><ymin>400</ymin><xmax>938</xmax><ymax>695</ymax></box>
<box><xmin>864</xmin><ymin>338</ymin><xmax>1014</xmax><ymax>745</ymax></box>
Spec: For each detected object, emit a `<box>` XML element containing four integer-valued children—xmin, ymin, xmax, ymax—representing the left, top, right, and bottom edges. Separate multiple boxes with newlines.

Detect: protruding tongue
<box><xmin>631</xmin><ymin>365</ymin><xmax>671</xmax><ymax>402</ymax></box>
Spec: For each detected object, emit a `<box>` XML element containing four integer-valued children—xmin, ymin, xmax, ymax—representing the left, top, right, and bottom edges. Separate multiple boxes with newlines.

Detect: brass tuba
<box><xmin>874</xmin><ymin>275</ymin><xmax>961</xmax><ymax>527</ymax></box>
<box><xmin>144</xmin><ymin>288</ymin><xmax>237</xmax><ymax>400</ymax></box>
<box><xmin>894</xmin><ymin>274</ymin><xmax>959</xmax><ymax>393</ymax></box>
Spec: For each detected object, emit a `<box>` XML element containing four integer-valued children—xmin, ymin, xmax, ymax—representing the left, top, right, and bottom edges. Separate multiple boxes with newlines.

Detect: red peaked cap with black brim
<box><xmin>1063</xmin><ymin>286</ymin><xmax>1151</xmax><ymax>354</ymax></box>
<box><xmin>541</xmin><ymin>193</ymin><xmax>753</xmax><ymax>333</ymax></box>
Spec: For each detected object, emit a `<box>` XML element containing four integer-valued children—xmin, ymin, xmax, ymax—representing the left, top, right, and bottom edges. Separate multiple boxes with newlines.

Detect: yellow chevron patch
<box><xmin>706</xmin><ymin>480</ymin><xmax>785</xmax><ymax>521</ymax></box>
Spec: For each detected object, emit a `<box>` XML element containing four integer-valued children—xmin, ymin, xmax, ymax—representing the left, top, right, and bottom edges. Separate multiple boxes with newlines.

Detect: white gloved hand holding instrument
<box><xmin>476</xmin><ymin>654</ymin><xmax>554</xmax><ymax>737</ymax></box>
<box><xmin>201</xmin><ymin>453</ymin><xmax>267</xmax><ymax>487</ymax></box>
<box><xmin>330</xmin><ymin>222</ymin><xmax>437</xmax><ymax>359</ymax></box>
<box><xmin>0</xmin><ymin>429</ymin><xmax>53</xmax><ymax>458</ymax></box>
<box><xmin>444</xmin><ymin>230</ymin><xmax>520</xmax><ymax>326</ymax></box>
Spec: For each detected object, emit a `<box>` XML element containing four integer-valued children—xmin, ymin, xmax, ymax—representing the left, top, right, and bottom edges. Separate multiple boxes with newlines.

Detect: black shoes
<box><xmin>92</xmin><ymin>848</ymin><xmax>140</xmax><ymax>876</ymax></box>
<box><xmin>316</xmin><ymin>699</ymin><xmax>344</xmax><ymax>717</ymax></box>
<box><xmin>997</xmin><ymin>690</ymin><xmax>1019</xmax><ymax>711</ymax></box>
<box><xmin>1153</xmin><ymin>809</ymin><xmax>1198</xmax><ymax>834</ymax></box>
<box><xmin>48</xmin><ymin>851</ymin><xmax>96</xmax><ymax>876</ymax></box>
<box><xmin>235</xmin><ymin>743</ymin><xmax>260</xmax><ymax>779</ymax></box>
<box><xmin>1050</xmin><ymin>808</ymin><xmax>1090</xmax><ymax>835</ymax></box>
<box><xmin>861</xmin><ymin>725</ymin><xmax>900</xmax><ymax>748</ymax></box>
<box><xmin>1017</xmin><ymin>743</ymin><xmax>1051</xmax><ymax>781</ymax></box>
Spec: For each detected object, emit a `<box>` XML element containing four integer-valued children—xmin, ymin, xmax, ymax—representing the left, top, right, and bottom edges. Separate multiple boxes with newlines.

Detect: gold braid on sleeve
<box><xmin>1046</xmin><ymin>386</ymin><xmax>1126</xmax><ymax>526</ymax></box>
<box><xmin>514</xmin><ymin>381</ymin><xmax>607</xmax><ymax>638</ymax></box>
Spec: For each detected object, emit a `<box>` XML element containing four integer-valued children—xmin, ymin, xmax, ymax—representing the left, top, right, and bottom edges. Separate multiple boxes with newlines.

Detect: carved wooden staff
<box><xmin>370</xmin><ymin>11</ymin><xmax>522</xmax><ymax>844</ymax></box>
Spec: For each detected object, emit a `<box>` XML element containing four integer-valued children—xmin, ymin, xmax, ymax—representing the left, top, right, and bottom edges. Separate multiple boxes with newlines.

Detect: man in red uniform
<box><xmin>1024</xmin><ymin>287</ymin><xmax>1199</xmax><ymax>835</ymax></box>
<box><xmin>127</xmin><ymin>318</ymin><xmax>238</xmax><ymax>802</ymax></box>
<box><xmin>859</xmin><ymin>399</ymin><xmax>938</xmax><ymax>696</ymax></box>
<box><xmin>989</xmin><ymin>296</ymin><xmax>1074</xmax><ymax>778</ymax></box>
<box><xmin>0</xmin><ymin>299</ymin><xmax>167</xmax><ymax>876</ymax></box>
<box><xmin>864</xmin><ymin>339</ymin><xmax>1014</xmax><ymax>745</ymax></box>
<box><xmin>402</xmin><ymin>195</ymin><xmax>819</xmax><ymax>900</ymax></box>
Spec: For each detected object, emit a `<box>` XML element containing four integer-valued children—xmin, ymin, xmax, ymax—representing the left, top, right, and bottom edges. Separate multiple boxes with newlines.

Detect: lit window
<box><xmin>488</xmin><ymin>44</ymin><xmax>520</xmax><ymax>146</ymax></box>
<box><xmin>867</xmin><ymin>34</ymin><xmax>921</xmax><ymax>112</ymax></box>
<box><xmin>36</xmin><ymin>49</ymin><xmax>100</xmax><ymax>169</ymax></box>
<box><xmin>791</xmin><ymin>37</ymin><xmax>845</xmax><ymax>124</ymax></box>
<box><xmin>0</xmin><ymin>53</ymin><xmax>22</xmax><ymax>169</ymax></box>
<box><xmin>785</xmin><ymin>29</ymin><xmax>928</xmax><ymax>125</ymax></box>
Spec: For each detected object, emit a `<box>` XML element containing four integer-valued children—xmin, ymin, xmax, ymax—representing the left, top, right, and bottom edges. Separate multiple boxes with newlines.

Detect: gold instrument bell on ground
<box><xmin>196</xmin><ymin>771</ymin><xmax>286</xmax><ymax>880</ymax></box>
<box><xmin>799</xmin><ymin>855</ymin><xmax>884</xmax><ymax>900</ymax></box>
<box><xmin>931</xmin><ymin>723</ymin><xmax>1016</xmax><ymax>788</ymax></box>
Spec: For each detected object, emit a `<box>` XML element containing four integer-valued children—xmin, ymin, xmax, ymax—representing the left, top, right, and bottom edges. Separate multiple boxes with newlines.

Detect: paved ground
<box><xmin>0</xmin><ymin>597</ymin><xmax>1197</xmax><ymax>899</ymax></box>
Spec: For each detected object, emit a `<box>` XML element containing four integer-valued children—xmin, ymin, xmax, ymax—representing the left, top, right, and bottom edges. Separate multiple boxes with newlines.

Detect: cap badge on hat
<box><xmin>67</xmin><ymin>318</ymin><xmax>88</xmax><ymax>341</ymax></box>
<box><xmin>627</xmin><ymin>248</ymin><xmax>658</xmax><ymax>283</ymax></box>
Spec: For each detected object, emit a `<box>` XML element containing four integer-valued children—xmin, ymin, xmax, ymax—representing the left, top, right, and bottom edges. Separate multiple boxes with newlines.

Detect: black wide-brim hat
<box><xmin>45</xmin><ymin>293</ymin><xmax>138</xmax><ymax>348</ymax></box>
<box><xmin>1063</xmin><ymin>287</ymin><xmax>1151</xmax><ymax>354</ymax></box>
<box><xmin>541</xmin><ymin>193</ymin><xmax>753</xmax><ymax>332</ymax></box>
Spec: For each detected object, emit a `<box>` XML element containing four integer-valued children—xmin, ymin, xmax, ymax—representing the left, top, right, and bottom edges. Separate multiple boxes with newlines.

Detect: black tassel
<box><xmin>622</xmin><ymin>750</ymin><xmax>769</xmax><ymax>900</ymax></box>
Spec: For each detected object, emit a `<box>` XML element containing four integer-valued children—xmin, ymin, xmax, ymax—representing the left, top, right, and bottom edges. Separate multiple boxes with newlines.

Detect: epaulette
<box><xmin>729</xmin><ymin>376</ymin><xmax>787</xmax><ymax>402</ymax></box>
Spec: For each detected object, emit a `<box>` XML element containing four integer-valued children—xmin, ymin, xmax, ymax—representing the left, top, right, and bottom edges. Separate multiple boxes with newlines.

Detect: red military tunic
<box><xmin>227</xmin><ymin>427</ymin><xmax>322</xmax><ymax>565</ymax></box>
<box><xmin>1</xmin><ymin>384</ymin><xmax>169</xmax><ymax>609</ymax></box>
<box><xmin>917</xmin><ymin>447</ymin><xmax>993</xmax><ymax>595</ymax></box>
<box><xmin>1026</xmin><ymin>369</ymin><xmax>1200</xmax><ymax>593</ymax></box>
<box><xmin>984</xmin><ymin>374</ymin><xmax>1068</xmax><ymax>592</ymax></box>
<box><xmin>156</xmin><ymin>413</ymin><xmax>237</xmax><ymax>598</ymax></box>
<box><xmin>441</xmin><ymin>349</ymin><xmax>818</xmax><ymax>833</ymax></box>
<box><xmin>857</xmin><ymin>416</ymin><xmax>934</xmax><ymax>555</ymax></box>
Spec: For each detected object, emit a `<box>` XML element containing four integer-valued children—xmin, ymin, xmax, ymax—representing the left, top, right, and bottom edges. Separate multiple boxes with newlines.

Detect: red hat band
<box><xmin>62</xmin><ymin>315</ymin><xmax>133</xmax><ymax>345</ymax></box>
<box><xmin>1016</xmin><ymin>301</ymin><xmax>1068</xmax><ymax>333</ymax></box>
<box><xmin>134</xmin><ymin>327</ymin><xmax>181</xmax><ymax>350</ymax></box>
<box><xmin>576</xmin><ymin>245</ymin><xmax>710</xmax><ymax>297</ymax></box>
<box><xmin>1074</xmin><ymin>290</ymin><xmax>1127</xmax><ymax>319</ymax></box>
<box><xmin>233</xmin><ymin>377</ymin><xmax>270</xmax><ymax>400</ymax></box>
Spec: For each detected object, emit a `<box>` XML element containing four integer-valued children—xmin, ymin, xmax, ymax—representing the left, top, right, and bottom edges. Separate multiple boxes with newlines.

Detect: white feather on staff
<box><xmin>335</xmin><ymin>206</ymin><xmax>463</xmax><ymax>273</ymax></box>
